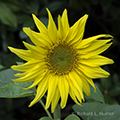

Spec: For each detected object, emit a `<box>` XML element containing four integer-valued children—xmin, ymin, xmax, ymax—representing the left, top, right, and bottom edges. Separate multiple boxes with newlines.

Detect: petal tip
<box><xmin>8</xmin><ymin>46</ymin><xmax>13</xmax><ymax>51</ymax></box>
<box><xmin>11</xmin><ymin>65</ymin><xmax>17</xmax><ymax>69</ymax></box>
<box><xmin>8</xmin><ymin>46</ymin><xmax>11</xmax><ymax>49</ymax></box>
<box><xmin>111</xmin><ymin>60</ymin><xmax>114</xmax><ymax>64</ymax></box>
<box><xmin>46</xmin><ymin>8</ymin><xmax>50</xmax><ymax>13</ymax></box>
<box><xmin>11</xmin><ymin>79</ymin><xmax>16</xmax><ymax>82</ymax></box>
<box><xmin>45</xmin><ymin>105</ymin><xmax>49</xmax><ymax>111</ymax></box>
<box><xmin>23</xmin><ymin>27</ymin><xmax>30</xmax><ymax>32</ymax></box>
<box><xmin>83</xmin><ymin>14</ymin><xmax>89</xmax><ymax>19</ymax></box>
<box><xmin>32</xmin><ymin>13</ymin><xmax>35</xmax><ymax>17</ymax></box>
<box><xmin>63</xmin><ymin>8</ymin><xmax>67</xmax><ymax>14</ymax></box>
<box><xmin>28</xmin><ymin>104</ymin><xmax>32</xmax><ymax>107</ymax></box>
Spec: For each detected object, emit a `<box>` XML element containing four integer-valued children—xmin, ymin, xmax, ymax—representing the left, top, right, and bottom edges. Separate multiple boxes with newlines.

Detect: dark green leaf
<box><xmin>0</xmin><ymin>65</ymin><xmax>4</xmax><ymax>70</ymax></box>
<box><xmin>85</xmin><ymin>84</ymin><xmax>105</xmax><ymax>103</ymax></box>
<box><xmin>0</xmin><ymin>68</ymin><xmax>15</xmax><ymax>87</ymax></box>
<box><xmin>64</xmin><ymin>114</ymin><xmax>81</xmax><ymax>120</ymax></box>
<box><xmin>0</xmin><ymin>82</ymin><xmax>35</xmax><ymax>98</ymax></box>
<box><xmin>16</xmin><ymin>61</ymin><xmax>24</xmax><ymax>65</ymax></box>
<box><xmin>5</xmin><ymin>0</ymin><xmax>21</xmax><ymax>12</ymax></box>
<box><xmin>73</xmin><ymin>102</ymin><xmax>120</xmax><ymax>120</ymax></box>
<box><xmin>0</xmin><ymin>2</ymin><xmax>17</xmax><ymax>27</ymax></box>
<box><xmin>0</xmin><ymin>68</ymin><xmax>35</xmax><ymax>98</ymax></box>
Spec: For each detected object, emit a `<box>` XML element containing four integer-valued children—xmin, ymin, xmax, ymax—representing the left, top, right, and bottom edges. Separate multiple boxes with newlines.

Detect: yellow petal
<box><xmin>76</xmin><ymin>34</ymin><xmax>113</xmax><ymax>49</ymax></box>
<box><xmin>79</xmin><ymin>55</ymin><xmax>114</xmax><ymax>67</ymax></box>
<box><xmin>75</xmin><ymin>69</ymin><xmax>96</xmax><ymax>92</ymax></box>
<box><xmin>80</xmin><ymin>42</ymin><xmax>112</xmax><ymax>58</ymax></box>
<box><xmin>61</xmin><ymin>9</ymin><xmax>69</xmax><ymax>40</ymax></box>
<box><xmin>11</xmin><ymin>60</ymin><xmax>43</xmax><ymax>72</ymax></box>
<box><xmin>46</xmin><ymin>8</ymin><xmax>57</xmax><ymax>43</ymax></box>
<box><xmin>23</xmin><ymin>27</ymin><xmax>47</xmax><ymax>48</ymax></box>
<box><xmin>32</xmin><ymin>14</ymin><xmax>47</xmax><ymax>34</ymax></box>
<box><xmin>78</xmin><ymin>64</ymin><xmax>110</xmax><ymax>79</ymax></box>
<box><xmin>85</xmin><ymin>77</ymin><xmax>96</xmax><ymax>93</ymax></box>
<box><xmin>23</xmin><ymin>71</ymin><xmax>47</xmax><ymax>89</ymax></box>
<box><xmin>23</xmin><ymin>41</ymin><xmax>46</xmax><ymax>59</ymax></box>
<box><xmin>69</xmin><ymin>87</ymin><xmax>82</xmax><ymax>106</ymax></box>
<box><xmin>67</xmin><ymin>75</ymin><xmax>83</xmax><ymax>103</ymax></box>
<box><xmin>58</xmin><ymin>15</ymin><xmax>63</xmax><ymax>40</ymax></box>
<box><xmin>66</xmin><ymin>14</ymin><xmax>88</xmax><ymax>45</ymax></box>
<box><xmin>61</xmin><ymin>9</ymin><xmax>69</xmax><ymax>31</ymax></box>
<box><xmin>14</xmin><ymin>71</ymin><xmax>28</xmax><ymax>77</ymax></box>
<box><xmin>12</xmin><ymin>64</ymin><xmax>46</xmax><ymax>82</ymax></box>
<box><xmin>28</xmin><ymin>71</ymin><xmax>50</xmax><ymax>107</ymax></box>
<box><xmin>58</xmin><ymin>75</ymin><xmax>69</xmax><ymax>109</ymax></box>
<box><xmin>45</xmin><ymin>75</ymin><xmax>58</xmax><ymax>110</ymax></box>
<box><xmin>23</xmin><ymin>79</ymin><xmax>41</xmax><ymax>90</ymax></box>
<box><xmin>69</xmin><ymin>71</ymin><xmax>84</xmax><ymax>101</ymax></box>
<box><xmin>51</xmin><ymin>87</ymin><xmax>60</xmax><ymax>113</ymax></box>
<box><xmin>8</xmin><ymin>46</ymin><xmax>32</xmax><ymax>61</ymax></box>
<box><xmin>78</xmin><ymin>39</ymin><xmax>112</xmax><ymax>53</ymax></box>
<box><xmin>30</xmin><ymin>30</ymin><xmax>52</xmax><ymax>48</ymax></box>
<box><xmin>82</xmin><ymin>77</ymin><xmax>90</xmax><ymax>96</ymax></box>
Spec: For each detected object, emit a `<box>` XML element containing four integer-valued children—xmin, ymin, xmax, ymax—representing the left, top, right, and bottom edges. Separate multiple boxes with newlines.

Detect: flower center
<box><xmin>46</xmin><ymin>42</ymin><xmax>78</xmax><ymax>75</ymax></box>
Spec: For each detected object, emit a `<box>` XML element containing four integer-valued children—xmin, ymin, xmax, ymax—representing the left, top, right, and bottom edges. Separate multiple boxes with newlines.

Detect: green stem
<box><xmin>53</xmin><ymin>104</ymin><xmax>61</xmax><ymax>120</ymax></box>
<box><xmin>39</xmin><ymin>99</ymin><xmax>52</xmax><ymax>119</ymax></box>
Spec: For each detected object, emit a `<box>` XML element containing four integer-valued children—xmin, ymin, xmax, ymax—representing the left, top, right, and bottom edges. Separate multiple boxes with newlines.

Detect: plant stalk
<box><xmin>39</xmin><ymin>99</ymin><xmax>53</xmax><ymax>119</ymax></box>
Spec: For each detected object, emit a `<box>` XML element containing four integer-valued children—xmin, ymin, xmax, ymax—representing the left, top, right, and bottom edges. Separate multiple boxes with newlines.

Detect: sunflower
<box><xmin>8</xmin><ymin>8</ymin><xmax>114</xmax><ymax>113</ymax></box>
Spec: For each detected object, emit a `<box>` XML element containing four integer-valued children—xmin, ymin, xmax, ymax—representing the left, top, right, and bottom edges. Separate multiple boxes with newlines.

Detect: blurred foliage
<box><xmin>0</xmin><ymin>0</ymin><xmax>120</xmax><ymax>120</ymax></box>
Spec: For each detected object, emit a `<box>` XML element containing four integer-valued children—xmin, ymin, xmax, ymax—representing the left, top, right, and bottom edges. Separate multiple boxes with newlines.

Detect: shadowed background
<box><xmin>0</xmin><ymin>0</ymin><xmax>119</xmax><ymax>120</ymax></box>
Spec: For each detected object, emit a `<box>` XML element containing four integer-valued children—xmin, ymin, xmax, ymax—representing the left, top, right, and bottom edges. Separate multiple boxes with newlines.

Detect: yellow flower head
<box><xmin>8</xmin><ymin>8</ymin><xmax>114</xmax><ymax>113</ymax></box>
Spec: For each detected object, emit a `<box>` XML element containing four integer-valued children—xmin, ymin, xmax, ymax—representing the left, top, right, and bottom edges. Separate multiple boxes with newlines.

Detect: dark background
<box><xmin>0</xmin><ymin>0</ymin><xmax>119</xmax><ymax>120</ymax></box>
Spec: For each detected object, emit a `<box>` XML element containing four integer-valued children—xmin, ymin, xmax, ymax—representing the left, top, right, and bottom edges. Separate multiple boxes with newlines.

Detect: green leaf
<box><xmin>39</xmin><ymin>117</ymin><xmax>53</xmax><ymax>120</ymax></box>
<box><xmin>0</xmin><ymin>68</ymin><xmax>15</xmax><ymax>87</ymax></box>
<box><xmin>0</xmin><ymin>68</ymin><xmax>35</xmax><ymax>98</ymax></box>
<box><xmin>0</xmin><ymin>82</ymin><xmax>35</xmax><ymax>98</ymax></box>
<box><xmin>73</xmin><ymin>102</ymin><xmax>120</xmax><ymax>120</ymax></box>
<box><xmin>0</xmin><ymin>65</ymin><xmax>4</xmax><ymax>70</ymax></box>
<box><xmin>85</xmin><ymin>84</ymin><xmax>105</xmax><ymax>103</ymax></box>
<box><xmin>5</xmin><ymin>0</ymin><xmax>21</xmax><ymax>12</ymax></box>
<box><xmin>16</xmin><ymin>61</ymin><xmax>24</xmax><ymax>65</ymax></box>
<box><xmin>0</xmin><ymin>2</ymin><xmax>17</xmax><ymax>27</ymax></box>
<box><xmin>53</xmin><ymin>104</ymin><xmax>61</xmax><ymax>120</ymax></box>
<box><xmin>64</xmin><ymin>114</ymin><xmax>81</xmax><ymax>120</ymax></box>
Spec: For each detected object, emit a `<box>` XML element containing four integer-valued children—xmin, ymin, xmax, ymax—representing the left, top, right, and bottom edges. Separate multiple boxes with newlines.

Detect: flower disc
<box><xmin>47</xmin><ymin>42</ymin><xmax>77</xmax><ymax>75</ymax></box>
